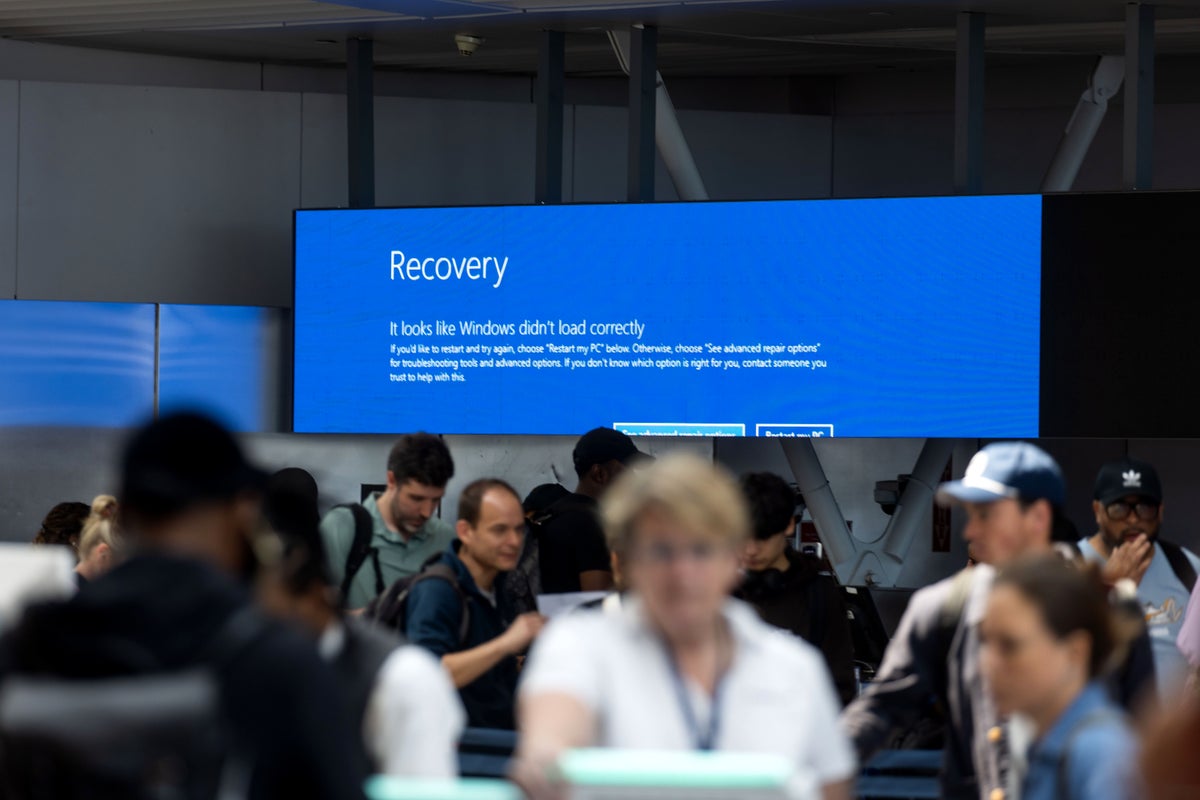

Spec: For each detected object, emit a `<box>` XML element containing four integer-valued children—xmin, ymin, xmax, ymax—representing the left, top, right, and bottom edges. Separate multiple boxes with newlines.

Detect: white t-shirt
<box><xmin>520</xmin><ymin>596</ymin><xmax>857</xmax><ymax>789</ymax></box>
<box><xmin>320</xmin><ymin>624</ymin><xmax>465</xmax><ymax>777</ymax></box>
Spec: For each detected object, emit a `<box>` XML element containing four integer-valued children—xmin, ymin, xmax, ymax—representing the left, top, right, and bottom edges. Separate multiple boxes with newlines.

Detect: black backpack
<box><xmin>0</xmin><ymin>607</ymin><xmax>268</xmax><ymax>800</ymax></box>
<box><xmin>336</xmin><ymin>503</ymin><xmax>384</xmax><ymax>608</ymax></box>
<box><xmin>363</xmin><ymin>555</ymin><xmax>470</xmax><ymax>646</ymax></box>
<box><xmin>503</xmin><ymin>507</ymin><xmax>558</xmax><ymax>616</ymax></box>
<box><xmin>1159</xmin><ymin>540</ymin><xmax>1198</xmax><ymax>593</ymax></box>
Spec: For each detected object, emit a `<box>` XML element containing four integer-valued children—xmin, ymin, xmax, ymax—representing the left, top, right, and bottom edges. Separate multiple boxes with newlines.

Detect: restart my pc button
<box><xmin>755</xmin><ymin>424</ymin><xmax>835</xmax><ymax>438</ymax></box>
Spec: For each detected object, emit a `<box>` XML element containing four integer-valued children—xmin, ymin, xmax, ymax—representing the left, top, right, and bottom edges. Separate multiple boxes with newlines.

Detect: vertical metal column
<box><xmin>535</xmin><ymin>30</ymin><xmax>565</xmax><ymax>204</ymax></box>
<box><xmin>347</xmin><ymin>37</ymin><xmax>375</xmax><ymax>209</ymax></box>
<box><xmin>627</xmin><ymin>24</ymin><xmax>657</xmax><ymax>202</ymax></box>
<box><xmin>1124</xmin><ymin>3</ymin><xmax>1155</xmax><ymax>190</ymax></box>
<box><xmin>954</xmin><ymin>12</ymin><xmax>985</xmax><ymax>195</ymax></box>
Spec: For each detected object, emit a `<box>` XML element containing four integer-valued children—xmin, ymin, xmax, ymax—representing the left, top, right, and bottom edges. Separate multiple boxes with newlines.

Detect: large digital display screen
<box><xmin>294</xmin><ymin>196</ymin><xmax>1042</xmax><ymax>437</ymax></box>
<box><xmin>0</xmin><ymin>300</ymin><xmax>155</xmax><ymax>427</ymax></box>
<box><xmin>158</xmin><ymin>304</ymin><xmax>275</xmax><ymax>433</ymax></box>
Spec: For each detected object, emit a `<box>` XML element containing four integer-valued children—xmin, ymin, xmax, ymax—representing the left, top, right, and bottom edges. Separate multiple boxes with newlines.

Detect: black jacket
<box><xmin>736</xmin><ymin>549</ymin><xmax>858</xmax><ymax>705</ymax></box>
<box><xmin>0</xmin><ymin>553</ymin><xmax>366</xmax><ymax>800</ymax></box>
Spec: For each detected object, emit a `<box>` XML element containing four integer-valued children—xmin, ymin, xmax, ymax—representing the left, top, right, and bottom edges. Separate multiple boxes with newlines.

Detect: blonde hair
<box><xmin>78</xmin><ymin>495</ymin><xmax>122</xmax><ymax>560</ymax></box>
<box><xmin>602</xmin><ymin>453</ymin><xmax>750</xmax><ymax>559</ymax></box>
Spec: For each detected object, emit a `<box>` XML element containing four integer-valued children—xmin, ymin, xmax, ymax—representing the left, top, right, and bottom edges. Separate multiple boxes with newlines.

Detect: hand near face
<box><xmin>1104</xmin><ymin>534</ymin><xmax>1153</xmax><ymax>586</ymax></box>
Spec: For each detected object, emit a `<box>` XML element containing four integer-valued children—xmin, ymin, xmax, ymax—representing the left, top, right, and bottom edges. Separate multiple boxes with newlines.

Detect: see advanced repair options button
<box><xmin>755</xmin><ymin>424</ymin><xmax>835</xmax><ymax>438</ymax></box>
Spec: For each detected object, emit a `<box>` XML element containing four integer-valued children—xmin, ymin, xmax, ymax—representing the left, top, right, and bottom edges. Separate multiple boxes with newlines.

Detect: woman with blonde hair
<box><xmin>513</xmin><ymin>453</ymin><xmax>855</xmax><ymax>800</ymax></box>
<box><xmin>74</xmin><ymin>495</ymin><xmax>122</xmax><ymax>586</ymax></box>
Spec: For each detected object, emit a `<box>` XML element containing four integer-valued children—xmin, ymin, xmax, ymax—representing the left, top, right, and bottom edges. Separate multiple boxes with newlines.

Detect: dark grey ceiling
<box><xmin>3</xmin><ymin>0</ymin><xmax>1200</xmax><ymax>76</ymax></box>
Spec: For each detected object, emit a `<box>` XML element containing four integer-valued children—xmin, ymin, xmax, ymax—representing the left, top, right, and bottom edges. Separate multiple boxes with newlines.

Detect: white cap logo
<box><xmin>1122</xmin><ymin>470</ymin><xmax>1142</xmax><ymax>489</ymax></box>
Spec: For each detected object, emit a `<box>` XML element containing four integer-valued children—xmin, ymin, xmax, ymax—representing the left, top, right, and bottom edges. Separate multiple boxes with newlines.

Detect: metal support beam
<box><xmin>535</xmin><ymin>30</ymin><xmax>565</xmax><ymax>204</ymax></box>
<box><xmin>1042</xmin><ymin>56</ymin><xmax>1124</xmax><ymax>193</ymax></box>
<box><xmin>780</xmin><ymin>440</ymin><xmax>858</xmax><ymax>579</ymax></box>
<box><xmin>346</xmin><ymin>37</ymin><xmax>375</xmax><ymax>209</ymax></box>
<box><xmin>880</xmin><ymin>439</ymin><xmax>957</xmax><ymax>566</ymax></box>
<box><xmin>627</xmin><ymin>24</ymin><xmax>657</xmax><ymax>203</ymax></box>
<box><xmin>1124</xmin><ymin>4</ymin><xmax>1155</xmax><ymax>190</ymax></box>
<box><xmin>954</xmin><ymin>12</ymin><xmax>985</xmax><ymax>195</ymax></box>
<box><xmin>608</xmin><ymin>30</ymin><xmax>708</xmax><ymax>201</ymax></box>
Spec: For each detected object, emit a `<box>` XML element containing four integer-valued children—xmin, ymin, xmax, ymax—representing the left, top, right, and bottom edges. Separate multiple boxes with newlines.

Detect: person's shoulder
<box><xmin>383</xmin><ymin>643</ymin><xmax>449</xmax><ymax>684</ymax></box>
<box><xmin>319</xmin><ymin>504</ymin><xmax>357</xmax><ymax>538</ymax></box>
<box><xmin>423</xmin><ymin>516</ymin><xmax>455</xmax><ymax>538</ymax></box>
<box><xmin>1077</xmin><ymin>537</ymin><xmax>1104</xmax><ymax>562</ymax></box>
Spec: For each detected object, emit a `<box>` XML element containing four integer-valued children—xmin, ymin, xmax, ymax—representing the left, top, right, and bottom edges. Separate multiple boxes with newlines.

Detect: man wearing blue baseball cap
<box><xmin>842</xmin><ymin>442</ymin><xmax>1065</xmax><ymax>800</ymax></box>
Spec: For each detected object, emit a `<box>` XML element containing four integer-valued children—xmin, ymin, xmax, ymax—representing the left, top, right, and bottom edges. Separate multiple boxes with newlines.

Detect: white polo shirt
<box><xmin>520</xmin><ymin>596</ymin><xmax>857</xmax><ymax>789</ymax></box>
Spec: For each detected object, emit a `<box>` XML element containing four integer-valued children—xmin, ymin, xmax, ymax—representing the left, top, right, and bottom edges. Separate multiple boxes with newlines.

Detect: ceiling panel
<box><xmin>3</xmin><ymin>0</ymin><xmax>1200</xmax><ymax>76</ymax></box>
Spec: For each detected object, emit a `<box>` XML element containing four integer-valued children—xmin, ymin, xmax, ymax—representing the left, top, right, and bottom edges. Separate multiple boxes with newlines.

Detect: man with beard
<box><xmin>1078</xmin><ymin>457</ymin><xmax>1199</xmax><ymax>694</ymax></box>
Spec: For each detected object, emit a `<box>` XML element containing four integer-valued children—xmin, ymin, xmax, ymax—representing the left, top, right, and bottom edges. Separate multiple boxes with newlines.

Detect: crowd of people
<box><xmin>3</xmin><ymin>413</ymin><xmax>1200</xmax><ymax>800</ymax></box>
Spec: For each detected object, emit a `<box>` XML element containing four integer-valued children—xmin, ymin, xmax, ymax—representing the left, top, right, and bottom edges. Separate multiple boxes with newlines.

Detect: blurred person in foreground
<box><xmin>513</xmin><ymin>453</ymin><xmax>855</xmax><ymax>800</ymax></box>
<box><xmin>0</xmin><ymin>412</ymin><xmax>366</xmax><ymax>800</ymax></box>
<box><xmin>980</xmin><ymin>554</ymin><xmax>1142</xmax><ymax>800</ymax></box>
<box><xmin>260</xmin><ymin>467</ymin><xmax>464</xmax><ymax>777</ymax></box>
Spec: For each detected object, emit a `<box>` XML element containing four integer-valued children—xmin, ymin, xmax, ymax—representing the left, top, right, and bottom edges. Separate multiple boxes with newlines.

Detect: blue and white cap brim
<box><xmin>936</xmin><ymin>475</ymin><xmax>1020</xmax><ymax>506</ymax></box>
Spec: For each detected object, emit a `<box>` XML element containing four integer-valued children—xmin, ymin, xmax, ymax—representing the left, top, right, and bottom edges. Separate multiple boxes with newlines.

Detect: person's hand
<box><xmin>1105</xmin><ymin>534</ymin><xmax>1153</xmax><ymax>586</ymax></box>
<box><xmin>503</xmin><ymin>612</ymin><xmax>548</xmax><ymax>655</ymax></box>
<box><xmin>510</xmin><ymin>751</ymin><xmax>565</xmax><ymax>800</ymax></box>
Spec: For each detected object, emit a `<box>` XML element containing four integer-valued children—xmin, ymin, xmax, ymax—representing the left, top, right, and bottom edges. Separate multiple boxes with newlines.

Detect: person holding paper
<box><xmin>513</xmin><ymin>453</ymin><xmax>855</xmax><ymax>800</ymax></box>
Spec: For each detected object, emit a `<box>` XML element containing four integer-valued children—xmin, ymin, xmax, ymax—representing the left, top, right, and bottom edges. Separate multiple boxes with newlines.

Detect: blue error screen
<box><xmin>294</xmin><ymin>195</ymin><xmax>1041</xmax><ymax>437</ymax></box>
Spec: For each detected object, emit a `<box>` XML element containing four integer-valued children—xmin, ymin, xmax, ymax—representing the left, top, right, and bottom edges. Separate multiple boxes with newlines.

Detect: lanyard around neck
<box><xmin>663</xmin><ymin>639</ymin><xmax>729</xmax><ymax>751</ymax></box>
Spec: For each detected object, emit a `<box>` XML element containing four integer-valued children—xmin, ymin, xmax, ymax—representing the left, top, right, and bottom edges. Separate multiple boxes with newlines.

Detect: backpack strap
<box><xmin>337</xmin><ymin>503</ymin><xmax>384</xmax><ymax>607</ymax></box>
<box><xmin>412</xmin><ymin>563</ymin><xmax>472</xmax><ymax>646</ymax></box>
<box><xmin>1159</xmin><ymin>540</ymin><xmax>1198</xmax><ymax>593</ymax></box>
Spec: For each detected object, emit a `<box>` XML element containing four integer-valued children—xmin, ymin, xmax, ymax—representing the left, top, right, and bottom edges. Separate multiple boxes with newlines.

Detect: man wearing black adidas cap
<box><xmin>536</xmin><ymin>428</ymin><xmax>651</xmax><ymax>595</ymax></box>
<box><xmin>1080</xmin><ymin>457</ymin><xmax>1200</xmax><ymax>693</ymax></box>
<box><xmin>842</xmin><ymin>442</ymin><xmax>1066</xmax><ymax>800</ymax></box>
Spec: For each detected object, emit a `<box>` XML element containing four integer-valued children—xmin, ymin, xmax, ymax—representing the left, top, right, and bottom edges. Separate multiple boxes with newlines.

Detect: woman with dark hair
<box><xmin>31</xmin><ymin>501</ymin><xmax>90</xmax><ymax>560</ymax></box>
<box><xmin>980</xmin><ymin>553</ymin><xmax>1141</xmax><ymax>800</ymax></box>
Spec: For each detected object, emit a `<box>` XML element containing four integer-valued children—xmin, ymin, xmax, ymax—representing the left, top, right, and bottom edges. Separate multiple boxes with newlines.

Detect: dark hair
<box><xmin>32</xmin><ymin>502</ymin><xmax>91</xmax><ymax>550</ymax></box>
<box><xmin>994</xmin><ymin>554</ymin><xmax>1116</xmax><ymax>679</ymax></box>
<box><xmin>740</xmin><ymin>472</ymin><xmax>796</xmax><ymax>541</ymax></box>
<box><xmin>264</xmin><ymin>468</ymin><xmax>330</xmax><ymax>593</ymax></box>
<box><xmin>387</xmin><ymin>433</ymin><xmax>454</xmax><ymax>489</ymax></box>
<box><xmin>457</xmin><ymin>479</ymin><xmax>521</xmax><ymax>526</ymax></box>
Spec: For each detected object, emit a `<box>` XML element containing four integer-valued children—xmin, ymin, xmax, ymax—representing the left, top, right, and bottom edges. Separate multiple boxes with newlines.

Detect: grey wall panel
<box><xmin>0</xmin><ymin>426</ymin><xmax>125</xmax><ymax>544</ymax></box>
<box><xmin>833</xmin><ymin>113</ymin><xmax>954</xmax><ymax>198</ymax></box>
<box><xmin>674</xmin><ymin>109</ymin><xmax>832</xmax><ymax>200</ymax></box>
<box><xmin>16</xmin><ymin>81</ymin><xmax>301</xmax><ymax>306</ymax></box>
<box><xmin>374</xmin><ymin>96</ymin><xmax>537</xmax><ymax>207</ymax></box>
<box><xmin>572</xmin><ymin>105</ymin><xmax>832</xmax><ymax>203</ymax></box>
<box><xmin>300</xmin><ymin>92</ymin><xmax>348</xmax><ymax>209</ymax></box>
<box><xmin>0</xmin><ymin>39</ymin><xmax>259</xmax><ymax>91</ymax></box>
<box><xmin>571</xmin><ymin>104</ymin><xmax>677</xmax><ymax>203</ymax></box>
<box><xmin>0</xmin><ymin>80</ymin><xmax>16</xmax><ymax>299</ymax></box>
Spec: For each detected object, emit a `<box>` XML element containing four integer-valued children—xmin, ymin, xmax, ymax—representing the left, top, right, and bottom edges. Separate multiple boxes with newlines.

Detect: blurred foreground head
<box><xmin>603</xmin><ymin>453</ymin><xmax>748</xmax><ymax>643</ymax></box>
<box><xmin>119</xmin><ymin>411</ymin><xmax>267</xmax><ymax>578</ymax></box>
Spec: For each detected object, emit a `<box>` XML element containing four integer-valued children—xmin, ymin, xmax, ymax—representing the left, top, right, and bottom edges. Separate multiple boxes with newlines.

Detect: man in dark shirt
<box><xmin>537</xmin><ymin>428</ymin><xmax>649</xmax><ymax>594</ymax></box>
<box><xmin>735</xmin><ymin>472</ymin><xmax>857</xmax><ymax>705</ymax></box>
<box><xmin>405</xmin><ymin>478</ymin><xmax>546</xmax><ymax>729</ymax></box>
